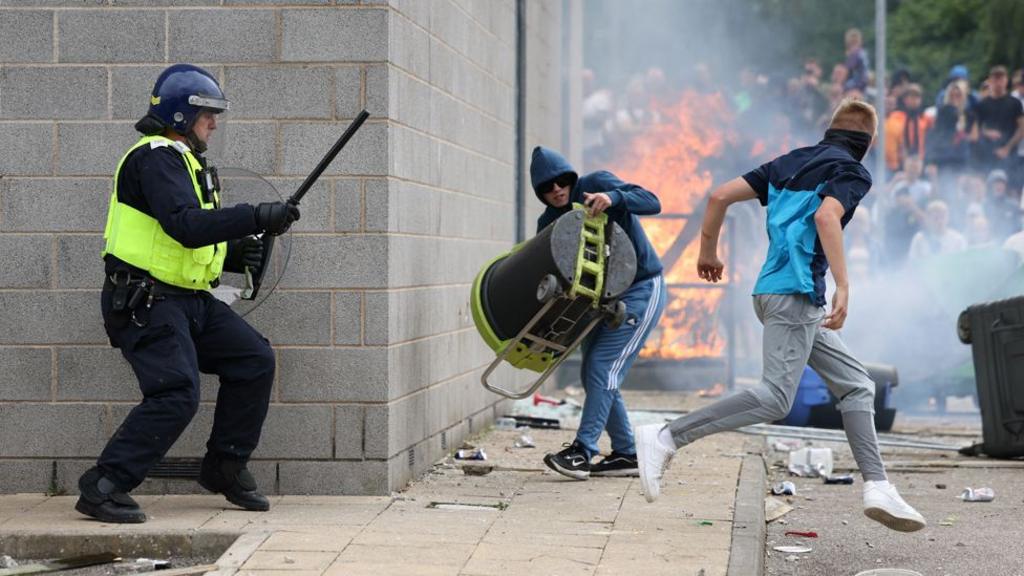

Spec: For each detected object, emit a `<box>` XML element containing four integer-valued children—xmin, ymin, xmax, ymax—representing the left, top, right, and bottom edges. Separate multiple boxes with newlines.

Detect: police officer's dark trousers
<box><xmin>97</xmin><ymin>288</ymin><xmax>275</xmax><ymax>492</ymax></box>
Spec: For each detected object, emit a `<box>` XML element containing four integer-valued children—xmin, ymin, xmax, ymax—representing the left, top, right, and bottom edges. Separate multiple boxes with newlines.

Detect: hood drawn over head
<box><xmin>530</xmin><ymin>146</ymin><xmax>579</xmax><ymax>205</ymax></box>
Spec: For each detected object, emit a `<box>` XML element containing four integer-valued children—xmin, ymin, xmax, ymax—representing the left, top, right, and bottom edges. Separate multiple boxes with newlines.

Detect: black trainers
<box><xmin>543</xmin><ymin>440</ymin><xmax>591</xmax><ymax>480</ymax></box>
<box><xmin>590</xmin><ymin>452</ymin><xmax>639</xmax><ymax>477</ymax></box>
<box><xmin>74</xmin><ymin>467</ymin><xmax>146</xmax><ymax>524</ymax></box>
<box><xmin>198</xmin><ymin>454</ymin><xmax>270</xmax><ymax>512</ymax></box>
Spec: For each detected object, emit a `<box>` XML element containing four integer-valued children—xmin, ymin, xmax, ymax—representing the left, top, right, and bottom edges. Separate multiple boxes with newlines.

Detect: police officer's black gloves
<box><xmin>224</xmin><ymin>235</ymin><xmax>264</xmax><ymax>274</ymax></box>
<box><xmin>255</xmin><ymin>202</ymin><xmax>300</xmax><ymax>235</ymax></box>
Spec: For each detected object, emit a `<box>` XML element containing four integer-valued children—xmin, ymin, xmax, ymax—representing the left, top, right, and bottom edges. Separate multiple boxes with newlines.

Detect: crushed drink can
<box><xmin>454</xmin><ymin>448</ymin><xmax>487</xmax><ymax>461</ymax></box>
<box><xmin>772</xmin><ymin>481</ymin><xmax>796</xmax><ymax>495</ymax></box>
<box><xmin>823</xmin><ymin>474</ymin><xmax>855</xmax><ymax>485</ymax></box>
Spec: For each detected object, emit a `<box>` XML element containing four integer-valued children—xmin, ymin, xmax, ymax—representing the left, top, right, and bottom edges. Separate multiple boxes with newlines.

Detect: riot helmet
<box><xmin>146</xmin><ymin>64</ymin><xmax>229</xmax><ymax>135</ymax></box>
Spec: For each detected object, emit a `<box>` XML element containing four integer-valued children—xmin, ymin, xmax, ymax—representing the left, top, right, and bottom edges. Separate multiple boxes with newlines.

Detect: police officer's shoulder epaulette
<box><xmin>149</xmin><ymin>139</ymin><xmax>191</xmax><ymax>155</ymax></box>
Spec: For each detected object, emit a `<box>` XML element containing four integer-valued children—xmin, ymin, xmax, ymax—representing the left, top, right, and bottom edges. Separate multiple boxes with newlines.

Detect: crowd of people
<box><xmin>582</xmin><ymin>28</ymin><xmax>1024</xmax><ymax>282</ymax></box>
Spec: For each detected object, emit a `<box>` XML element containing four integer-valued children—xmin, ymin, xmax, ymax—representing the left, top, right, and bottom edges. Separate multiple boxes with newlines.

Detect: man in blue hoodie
<box><xmin>634</xmin><ymin>99</ymin><xmax>926</xmax><ymax>533</ymax></box>
<box><xmin>530</xmin><ymin>146</ymin><xmax>665</xmax><ymax>479</ymax></box>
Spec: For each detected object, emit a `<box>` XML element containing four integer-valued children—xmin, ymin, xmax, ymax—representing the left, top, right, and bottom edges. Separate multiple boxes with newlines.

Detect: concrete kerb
<box><xmin>726</xmin><ymin>439</ymin><xmax>768</xmax><ymax>576</ymax></box>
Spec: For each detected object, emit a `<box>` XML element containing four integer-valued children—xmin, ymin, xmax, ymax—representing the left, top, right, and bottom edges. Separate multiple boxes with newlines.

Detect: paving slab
<box><xmin>259</xmin><ymin>527</ymin><xmax>361</xmax><ymax>552</ymax></box>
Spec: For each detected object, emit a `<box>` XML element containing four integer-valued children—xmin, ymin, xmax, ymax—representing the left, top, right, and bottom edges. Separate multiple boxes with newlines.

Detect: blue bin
<box><xmin>779</xmin><ymin>367</ymin><xmax>833</xmax><ymax>426</ymax></box>
<box><xmin>777</xmin><ymin>364</ymin><xmax>898</xmax><ymax>431</ymax></box>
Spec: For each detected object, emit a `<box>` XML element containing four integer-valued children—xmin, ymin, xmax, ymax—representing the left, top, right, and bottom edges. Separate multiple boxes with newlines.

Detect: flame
<box><xmin>608</xmin><ymin>90</ymin><xmax>738</xmax><ymax>360</ymax></box>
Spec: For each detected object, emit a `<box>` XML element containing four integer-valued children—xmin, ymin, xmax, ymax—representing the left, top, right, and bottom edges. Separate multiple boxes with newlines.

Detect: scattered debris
<box><xmin>785</xmin><ymin>530</ymin><xmax>819</xmax><ymax>538</ymax></box>
<box><xmin>772</xmin><ymin>481</ymin><xmax>797</xmax><ymax>496</ymax></box>
<box><xmin>939</xmin><ymin>514</ymin><xmax>958</xmax><ymax>526</ymax></box>
<box><xmin>698</xmin><ymin>520</ymin><xmax>713</xmax><ymax>526</ymax></box>
<box><xmin>504</xmin><ymin>414</ymin><xmax>561</xmax><ymax>429</ymax></box>
<box><xmin>533</xmin><ymin>392</ymin><xmax>581</xmax><ymax>409</ymax></box>
<box><xmin>136</xmin><ymin>559</ymin><xmax>170</xmax><ymax>571</ymax></box>
<box><xmin>771</xmin><ymin>438</ymin><xmax>804</xmax><ymax>452</ymax></box>
<box><xmin>513</xmin><ymin>434</ymin><xmax>535</xmax><ymax>448</ymax></box>
<box><xmin>136</xmin><ymin>565</ymin><xmax>218</xmax><ymax>576</ymax></box>
<box><xmin>842</xmin><ymin>520</ymin><xmax>849</xmax><ymax>525</ymax></box>
<box><xmin>765</xmin><ymin>497</ymin><xmax>794</xmax><ymax>523</ymax></box>
<box><xmin>0</xmin><ymin>558</ymin><xmax>17</xmax><ymax>570</ymax></box>
<box><xmin>788</xmin><ymin>447</ymin><xmax>833</xmax><ymax>477</ymax></box>
<box><xmin>455</xmin><ymin>448</ymin><xmax>487</xmax><ymax>460</ymax></box>
<box><xmin>959</xmin><ymin>487</ymin><xmax>995</xmax><ymax>502</ymax></box>
<box><xmin>494</xmin><ymin>417</ymin><xmax>519</xmax><ymax>430</ymax></box>
<box><xmin>773</xmin><ymin>545</ymin><xmax>812</xmax><ymax>554</ymax></box>
<box><xmin>823</xmin><ymin>474</ymin><xmax>855</xmax><ymax>485</ymax></box>
<box><xmin>462</xmin><ymin>464</ymin><xmax>494</xmax><ymax>476</ymax></box>
<box><xmin>935</xmin><ymin>483</ymin><xmax>947</xmax><ymax>489</ymax></box>
<box><xmin>785</xmin><ymin>555</ymin><xmax>799</xmax><ymax>562</ymax></box>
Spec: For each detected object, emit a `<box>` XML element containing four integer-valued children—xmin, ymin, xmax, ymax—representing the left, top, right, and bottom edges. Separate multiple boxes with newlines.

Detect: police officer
<box><xmin>75</xmin><ymin>64</ymin><xmax>299</xmax><ymax>524</ymax></box>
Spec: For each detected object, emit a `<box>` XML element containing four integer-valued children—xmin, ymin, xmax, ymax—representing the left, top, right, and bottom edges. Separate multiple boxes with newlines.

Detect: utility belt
<box><xmin>103</xmin><ymin>270</ymin><xmax>203</xmax><ymax>328</ymax></box>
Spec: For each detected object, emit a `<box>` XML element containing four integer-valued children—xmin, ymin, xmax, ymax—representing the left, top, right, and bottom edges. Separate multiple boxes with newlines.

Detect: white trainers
<box><xmin>863</xmin><ymin>480</ymin><xmax>927</xmax><ymax>532</ymax></box>
<box><xmin>635</xmin><ymin>424</ymin><xmax>675</xmax><ymax>503</ymax></box>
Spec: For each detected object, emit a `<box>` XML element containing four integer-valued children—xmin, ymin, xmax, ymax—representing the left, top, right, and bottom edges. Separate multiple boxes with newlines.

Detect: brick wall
<box><xmin>0</xmin><ymin>0</ymin><xmax>566</xmax><ymax>495</ymax></box>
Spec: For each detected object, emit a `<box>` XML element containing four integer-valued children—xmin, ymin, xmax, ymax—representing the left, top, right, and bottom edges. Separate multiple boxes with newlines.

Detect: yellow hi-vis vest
<box><xmin>102</xmin><ymin>135</ymin><xmax>227</xmax><ymax>290</ymax></box>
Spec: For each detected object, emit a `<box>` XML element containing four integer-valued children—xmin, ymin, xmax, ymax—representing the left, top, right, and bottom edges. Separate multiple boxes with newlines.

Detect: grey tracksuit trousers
<box><xmin>666</xmin><ymin>293</ymin><xmax>886</xmax><ymax>480</ymax></box>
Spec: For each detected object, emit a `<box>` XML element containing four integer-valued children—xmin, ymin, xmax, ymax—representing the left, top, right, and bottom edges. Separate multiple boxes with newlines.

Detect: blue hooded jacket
<box><xmin>531</xmin><ymin>146</ymin><xmax>663</xmax><ymax>282</ymax></box>
<box><xmin>741</xmin><ymin>129</ymin><xmax>872</xmax><ymax>306</ymax></box>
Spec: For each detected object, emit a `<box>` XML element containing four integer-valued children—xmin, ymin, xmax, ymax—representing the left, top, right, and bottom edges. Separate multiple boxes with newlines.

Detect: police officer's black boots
<box><xmin>74</xmin><ymin>467</ymin><xmax>147</xmax><ymax>523</ymax></box>
<box><xmin>198</xmin><ymin>453</ymin><xmax>270</xmax><ymax>512</ymax></box>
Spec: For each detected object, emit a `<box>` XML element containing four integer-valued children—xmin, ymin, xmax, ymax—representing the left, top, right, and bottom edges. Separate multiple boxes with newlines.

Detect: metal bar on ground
<box><xmin>734</xmin><ymin>423</ymin><xmax>963</xmax><ymax>452</ymax></box>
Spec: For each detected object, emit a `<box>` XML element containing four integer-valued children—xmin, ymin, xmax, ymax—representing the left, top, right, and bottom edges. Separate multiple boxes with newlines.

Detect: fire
<box><xmin>609</xmin><ymin>90</ymin><xmax>736</xmax><ymax>360</ymax></box>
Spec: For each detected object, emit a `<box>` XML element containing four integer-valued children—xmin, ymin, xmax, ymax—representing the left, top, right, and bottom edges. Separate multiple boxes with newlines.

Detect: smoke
<box><xmin>582</xmin><ymin>0</ymin><xmax>1000</xmax><ymax>413</ymax></box>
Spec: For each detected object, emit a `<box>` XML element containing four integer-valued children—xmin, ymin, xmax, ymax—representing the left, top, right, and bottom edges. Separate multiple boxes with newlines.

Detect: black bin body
<box><xmin>479</xmin><ymin>210</ymin><xmax>635</xmax><ymax>342</ymax></box>
<box><xmin>959</xmin><ymin>296</ymin><xmax>1024</xmax><ymax>458</ymax></box>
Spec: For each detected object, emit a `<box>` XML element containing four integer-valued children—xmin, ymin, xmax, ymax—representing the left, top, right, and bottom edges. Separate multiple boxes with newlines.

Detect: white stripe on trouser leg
<box><xmin>606</xmin><ymin>276</ymin><xmax>662</xmax><ymax>390</ymax></box>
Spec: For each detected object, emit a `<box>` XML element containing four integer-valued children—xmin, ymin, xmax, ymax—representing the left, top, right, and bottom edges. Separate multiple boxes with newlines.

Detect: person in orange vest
<box><xmin>885</xmin><ymin>83</ymin><xmax>933</xmax><ymax>173</ymax></box>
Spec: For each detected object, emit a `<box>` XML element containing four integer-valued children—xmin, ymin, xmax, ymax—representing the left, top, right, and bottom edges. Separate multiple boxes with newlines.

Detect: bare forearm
<box><xmin>700</xmin><ymin>195</ymin><xmax>729</xmax><ymax>254</ymax></box>
<box><xmin>701</xmin><ymin>177</ymin><xmax>757</xmax><ymax>253</ymax></box>
<box><xmin>817</xmin><ymin>216</ymin><xmax>849</xmax><ymax>288</ymax></box>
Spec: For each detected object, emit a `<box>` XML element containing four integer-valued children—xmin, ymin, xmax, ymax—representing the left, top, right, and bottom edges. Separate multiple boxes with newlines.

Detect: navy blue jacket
<box><xmin>531</xmin><ymin>146</ymin><xmax>663</xmax><ymax>282</ymax></box>
<box><xmin>106</xmin><ymin>143</ymin><xmax>256</xmax><ymax>275</ymax></box>
<box><xmin>741</xmin><ymin>131</ymin><xmax>872</xmax><ymax>306</ymax></box>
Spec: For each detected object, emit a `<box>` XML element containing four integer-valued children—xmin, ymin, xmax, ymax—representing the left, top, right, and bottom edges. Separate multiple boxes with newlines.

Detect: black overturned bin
<box><xmin>471</xmin><ymin>206</ymin><xmax>636</xmax><ymax>398</ymax></box>
<box><xmin>958</xmin><ymin>296</ymin><xmax>1024</xmax><ymax>458</ymax></box>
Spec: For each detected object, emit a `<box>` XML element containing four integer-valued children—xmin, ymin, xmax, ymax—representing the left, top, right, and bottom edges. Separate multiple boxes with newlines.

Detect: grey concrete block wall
<box><xmin>0</xmin><ymin>0</ymin><xmax>566</xmax><ymax>496</ymax></box>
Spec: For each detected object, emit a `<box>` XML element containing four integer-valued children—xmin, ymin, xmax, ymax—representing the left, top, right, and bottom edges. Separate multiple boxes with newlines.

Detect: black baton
<box><xmin>242</xmin><ymin>110</ymin><xmax>371</xmax><ymax>300</ymax></box>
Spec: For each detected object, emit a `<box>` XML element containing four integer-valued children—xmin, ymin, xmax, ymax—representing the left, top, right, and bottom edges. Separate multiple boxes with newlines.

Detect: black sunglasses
<box><xmin>543</xmin><ymin>174</ymin><xmax>575</xmax><ymax>194</ymax></box>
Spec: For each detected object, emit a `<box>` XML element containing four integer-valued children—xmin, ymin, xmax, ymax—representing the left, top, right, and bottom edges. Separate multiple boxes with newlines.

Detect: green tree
<box><xmin>887</xmin><ymin>0</ymin><xmax>989</xmax><ymax>97</ymax></box>
<box><xmin>985</xmin><ymin>0</ymin><xmax>1024</xmax><ymax>71</ymax></box>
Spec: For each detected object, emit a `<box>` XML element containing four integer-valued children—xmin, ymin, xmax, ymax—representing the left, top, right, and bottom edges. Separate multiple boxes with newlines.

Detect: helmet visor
<box><xmin>188</xmin><ymin>94</ymin><xmax>230</xmax><ymax>112</ymax></box>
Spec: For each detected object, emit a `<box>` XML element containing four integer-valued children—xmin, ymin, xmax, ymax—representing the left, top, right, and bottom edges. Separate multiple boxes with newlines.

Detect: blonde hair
<box><xmin>829</xmin><ymin>98</ymin><xmax>877</xmax><ymax>136</ymax></box>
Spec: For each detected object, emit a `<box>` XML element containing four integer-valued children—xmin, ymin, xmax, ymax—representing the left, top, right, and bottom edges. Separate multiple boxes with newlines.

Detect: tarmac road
<box><xmin>764</xmin><ymin>413</ymin><xmax>1024</xmax><ymax>576</ymax></box>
